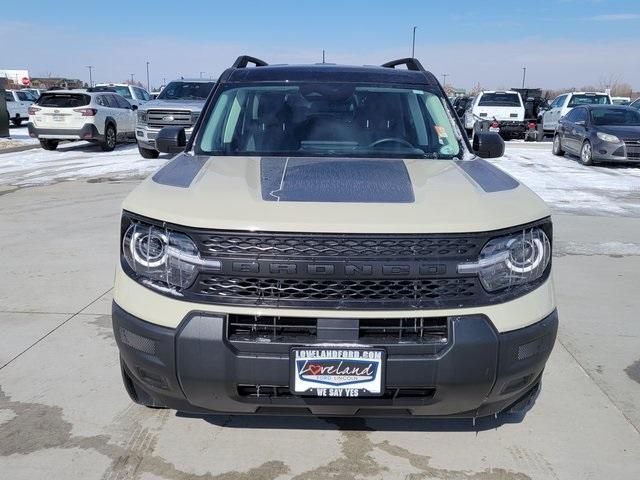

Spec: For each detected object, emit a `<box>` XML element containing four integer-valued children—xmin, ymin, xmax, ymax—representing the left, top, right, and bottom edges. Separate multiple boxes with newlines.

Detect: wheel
<box><xmin>552</xmin><ymin>134</ymin><xmax>565</xmax><ymax>156</ymax></box>
<box><xmin>101</xmin><ymin>124</ymin><xmax>117</xmax><ymax>151</ymax></box>
<box><xmin>120</xmin><ymin>357</ymin><xmax>167</xmax><ymax>409</ymax></box>
<box><xmin>580</xmin><ymin>141</ymin><xmax>594</xmax><ymax>166</ymax></box>
<box><xmin>39</xmin><ymin>139</ymin><xmax>59</xmax><ymax>151</ymax></box>
<box><xmin>12</xmin><ymin>117</ymin><xmax>23</xmax><ymax>127</ymax></box>
<box><xmin>138</xmin><ymin>144</ymin><xmax>160</xmax><ymax>159</ymax></box>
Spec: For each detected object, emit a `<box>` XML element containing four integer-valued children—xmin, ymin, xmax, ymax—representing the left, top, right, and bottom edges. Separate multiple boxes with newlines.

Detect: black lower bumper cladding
<box><xmin>112</xmin><ymin>302</ymin><xmax>558</xmax><ymax>417</ymax></box>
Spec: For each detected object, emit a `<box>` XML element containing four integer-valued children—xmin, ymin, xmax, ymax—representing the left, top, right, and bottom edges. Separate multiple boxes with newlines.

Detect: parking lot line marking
<box><xmin>0</xmin><ymin>287</ymin><xmax>113</xmax><ymax>371</ymax></box>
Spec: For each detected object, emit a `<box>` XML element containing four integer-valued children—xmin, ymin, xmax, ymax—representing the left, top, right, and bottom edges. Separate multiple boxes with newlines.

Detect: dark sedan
<box><xmin>552</xmin><ymin>105</ymin><xmax>640</xmax><ymax>165</ymax></box>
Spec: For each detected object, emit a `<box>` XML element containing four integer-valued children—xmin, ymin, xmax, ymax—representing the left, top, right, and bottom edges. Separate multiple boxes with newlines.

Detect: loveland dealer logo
<box><xmin>296</xmin><ymin>359</ymin><xmax>378</xmax><ymax>386</ymax></box>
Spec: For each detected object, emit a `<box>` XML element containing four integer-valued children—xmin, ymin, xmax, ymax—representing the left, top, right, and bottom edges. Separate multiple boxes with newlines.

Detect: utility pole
<box><xmin>130</xmin><ymin>73</ymin><xmax>135</xmax><ymax>84</ymax></box>
<box><xmin>442</xmin><ymin>74</ymin><xmax>449</xmax><ymax>89</ymax></box>
<box><xmin>146</xmin><ymin>61</ymin><xmax>150</xmax><ymax>91</ymax></box>
<box><xmin>322</xmin><ymin>50</ymin><xmax>326</xmax><ymax>64</ymax></box>
<box><xmin>86</xmin><ymin>65</ymin><xmax>93</xmax><ymax>87</ymax></box>
<box><xmin>199</xmin><ymin>71</ymin><xmax>205</xmax><ymax>78</ymax></box>
<box><xmin>521</xmin><ymin>67</ymin><xmax>527</xmax><ymax>89</ymax></box>
<box><xmin>411</xmin><ymin>26</ymin><xmax>417</xmax><ymax>58</ymax></box>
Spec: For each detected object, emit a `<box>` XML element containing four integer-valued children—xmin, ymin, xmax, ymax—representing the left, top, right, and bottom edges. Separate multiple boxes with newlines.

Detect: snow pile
<box><xmin>0</xmin><ymin>142</ymin><xmax>166</xmax><ymax>187</ymax></box>
<box><xmin>491</xmin><ymin>144</ymin><xmax>640</xmax><ymax>217</ymax></box>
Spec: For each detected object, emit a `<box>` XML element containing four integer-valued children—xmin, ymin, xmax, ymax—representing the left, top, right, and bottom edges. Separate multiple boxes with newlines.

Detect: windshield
<box><xmin>196</xmin><ymin>83</ymin><xmax>463</xmax><ymax>159</ymax></box>
<box><xmin>478</xmin><ymin>93</ymin><xmax>521</xmax><ymax>107</ymax></box>
<box><xmin>591</xmin><ymin>108</ymin><xmax>640</xmax><ymax>126</ymax></box>
<box><xmin>14</xmin><ymin>91</ymin><xmax>31</xmax><ymax>101</ymax></box>
<box><xmin>568</xmin><ymin>94</ymin><xmax>610</xmax><ymax>107</ymax></box>
<box><xmin>158</xmin><ymin>81</ymin><xmax>215</xmax><ymax>100</ymax></box>
<box><xmin>113</xmin><ymin>86</ymin><xmax>132</xmax><ymax>98</ymax></box>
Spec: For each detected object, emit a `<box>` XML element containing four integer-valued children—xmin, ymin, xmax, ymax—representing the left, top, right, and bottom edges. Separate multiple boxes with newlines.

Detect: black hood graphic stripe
<box><xmin>152</xmin><ymin>154</ymin><xmax>208</xmax><ymax>188</ymax></box>
<box><xmin>260</xmin><ymin>157</ymin><xmax>415</xmax><ymax>203</ymax></box>
<box><xmin>456</xmin><ymin>159</ymin><xmax>519</xmax><ymax>193</ymax></box>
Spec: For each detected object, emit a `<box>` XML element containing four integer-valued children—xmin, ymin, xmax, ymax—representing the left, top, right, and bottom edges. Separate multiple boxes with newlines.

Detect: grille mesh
<box><xmin>195</xmin><ymin>233</ymin><xmax>480</xmax><ymax>258</ymax></box>
<box><xmin>197</xmin><ymin>275</ymin><xmax>478</xmax><ymax>307</ymax></box>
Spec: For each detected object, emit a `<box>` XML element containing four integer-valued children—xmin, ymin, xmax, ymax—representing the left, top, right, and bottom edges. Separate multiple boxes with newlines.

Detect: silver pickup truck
<box><xmin>135</xmin><ymin>78</ymin><xmax>216</xmax><ymax>158</ymax></box>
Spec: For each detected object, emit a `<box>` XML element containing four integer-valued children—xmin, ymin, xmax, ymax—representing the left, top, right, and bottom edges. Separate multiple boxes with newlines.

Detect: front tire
<box><xmin>138</xmin><ymin>144</ymin><xmax>160</xmax><ymax>159</ymax></box>
<box><xmin>552</xmin><ymin>134</ymin><xmax>565</xmax><ymax>156</ymax></box>
<box><xmin>39</xmin><ymin>139</ymin><xmax>59</xmax><ymax>151</ymax></box>
<box><xmin>580</xmin><ymin>141</ymin><xmax>594</xmax><ymax>166</ymax></box>
<box><xmin>101</xmin><ymin>124</ymin><xmax>117</xmax><ymax>152</ymax></box>
<box><xmin>12</xmin><ymin>117</ymin><xmax>23</xmax><ymax>127</ymax></box>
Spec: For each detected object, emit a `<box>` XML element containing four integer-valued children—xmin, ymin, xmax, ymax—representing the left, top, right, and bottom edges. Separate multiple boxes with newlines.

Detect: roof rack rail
<box><xmin>381</xmin><ymin>58</ymin><xmax>425</xmax><ymax>72</ymax></box>
<box><xmin>231</xmin><ymin>55</ymin><xmax>268</xmax><ymax>69</ymax></box>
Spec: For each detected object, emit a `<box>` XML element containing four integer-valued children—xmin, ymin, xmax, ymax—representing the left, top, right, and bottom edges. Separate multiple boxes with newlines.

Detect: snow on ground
<box><xmin>0</xmin><ymin>139</ymin><xmax>639</xmax><ymax>217</ymax></box>
<box><xmin>0</xmin><ymin>141</ymin><xmax>167</xmax><ymax>187</ymax></box>
<box><xmin>1</xmin><ymin>126</ymin><xmax>40</xmax><ymax>145</ymax></box>
<box><xmin>491</xmin><ymin>143</ymin><xmax>640</xmax><ymax>217</ymax></box>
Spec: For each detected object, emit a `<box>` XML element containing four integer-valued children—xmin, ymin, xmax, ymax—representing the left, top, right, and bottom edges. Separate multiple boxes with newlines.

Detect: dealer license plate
<box><xmin>291</xmin><ymin>348</ymin><xmax>385</xmax><ymax>397</ymax></box>
<box><xmin>52</xmin><ymin>114</ymin><xmax>65</xmax><ymax>122</ymax></box>
<box><xmin>489</xmin><ymin>126</ymin><xmax>500</xmax><ymax>132</ymax></box>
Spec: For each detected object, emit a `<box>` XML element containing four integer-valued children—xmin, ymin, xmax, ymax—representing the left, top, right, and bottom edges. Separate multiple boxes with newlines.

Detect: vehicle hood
<box><xmin>140</xmin><ymin>99</ymin><xmax>205</xmax><ymax>112</ymax></box>
<box><xmin>123</xmin><ymin>155</ymin><xmax>549</xmax><ymax>234</ymax></box>
<box><xmin>596</xmin><ymin>125</ymin><xmax>640</xmax><ymax>141</ymax></box>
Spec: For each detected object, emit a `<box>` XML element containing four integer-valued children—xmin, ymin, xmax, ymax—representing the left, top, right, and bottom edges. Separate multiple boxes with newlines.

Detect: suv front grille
<box><xmin>195</xmin><ymin>232</ymin><xmax>480</xmax><ymax>258</ymax></box>
<box><xmin>146</xmin><ymin>109</ymin><xmax>192</xmax><ymax>128</ymax></box>
<box><xmin>195</xmin><ymin>275</ymin><xmax>479</xmax><ymax>309</ymax></box>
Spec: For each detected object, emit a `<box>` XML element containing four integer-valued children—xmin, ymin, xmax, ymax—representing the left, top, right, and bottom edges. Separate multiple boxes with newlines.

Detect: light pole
<box><xmin>411</xmin><ymin>26</ymin><xmax>417</xmax><ymax>58</ymax></box>
<box><xmin>521</xmin><ymin>67</ymin><xmax>527</xmax><ymax>89</ymax></box>
<box><xmin>199</xmin><ymin>71</ymin><xmax>205</xmax><ymax>78</ymax></box>
<box><xmin>130</xmin><ymin>73</ymin><xmax>135</xmax><ymax>84</ymax></box>
<box><xmin>86</xmin><ymin>65</ymin><xmax>93</xmax><ymax>87</ymax></box>
<box><xmin>146</xmin><ymin>61</ymin><xmax>150</xmax><ymax>91</ymax></box>
<box><xmin>322</xmin><ymin>50</ymin><xmax>326</xmax><ymax>64</ymax></box>
<box><xmin>442</xmin><ymin>74</ymin><xmax>449</xmax><ymax>89</ymax></box>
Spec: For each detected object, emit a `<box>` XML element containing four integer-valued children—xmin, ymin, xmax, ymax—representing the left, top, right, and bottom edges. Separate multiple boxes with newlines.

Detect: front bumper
<box><xmin>28</xmin><ymin>123</ymin><xmax>102</xmax><ymax>140</ymax></box>
<box><xmin>113</xmin><ymin>302</ymin><xmax>558</xmax><ymax>417</ymax></box>
<box><xmin>592</xmin><ymin>138</ymin><xmax>640</xmax><ymax>163</ymax></box>
<box><xmin>136</xmin><ymin>124</ymin><xmax>194</xmax><ymax>150</ymax></box>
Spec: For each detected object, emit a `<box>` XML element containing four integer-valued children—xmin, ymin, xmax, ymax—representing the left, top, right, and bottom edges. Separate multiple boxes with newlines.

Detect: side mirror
<box><xmin>473</xmin><ymin>132</ymin><xmax>504</xmax><ymax>159</ymax></box>
<box><xmin>575</xmin><ymin>120</ymin><xmax>586</xmax><ymax>127</ymax></box>
<box><xmin>156</xmin><ymin>126</ymin><xmax>186</xmax><ymax>154</ymax></box>
<box><xmin>131</xmin><ymin>104</ymin><xmax>138</xmax><ymax>111</ymax></box>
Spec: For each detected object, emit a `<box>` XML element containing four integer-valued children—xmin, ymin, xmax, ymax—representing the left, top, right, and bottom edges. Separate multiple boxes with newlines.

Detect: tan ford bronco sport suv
<box><xmin>112</xmin><ymin>56</ymin><xmax>557</xmax><ymax>418</ymax></box>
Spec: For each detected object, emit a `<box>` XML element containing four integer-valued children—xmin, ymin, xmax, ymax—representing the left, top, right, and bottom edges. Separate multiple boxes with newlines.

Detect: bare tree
<box><xmin>468</xmin><ymin>82</ymin><xmax>485</xmax><ymax>96</ymax></box>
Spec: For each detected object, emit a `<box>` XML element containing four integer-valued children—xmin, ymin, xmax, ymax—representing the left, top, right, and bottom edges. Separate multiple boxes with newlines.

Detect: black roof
<box><xmin>222</xmin><ymin>60</ymin><xmax>439</xmax><ymax>86</ymax></box>
<box><xmin>582</xmin><ymin>104</ymin><xmax>636</xmax><ymax>110</ymax></box>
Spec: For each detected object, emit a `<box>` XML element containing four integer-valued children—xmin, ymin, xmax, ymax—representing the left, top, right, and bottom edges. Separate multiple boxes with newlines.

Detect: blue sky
<box><xmin>2</xmin><ymin>0</ymin><xmax>639</xmax><ymax>90</ymax></box>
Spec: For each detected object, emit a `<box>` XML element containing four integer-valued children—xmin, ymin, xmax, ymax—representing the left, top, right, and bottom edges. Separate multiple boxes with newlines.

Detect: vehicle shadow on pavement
<box><xmin>176</xmin><ymin>411</ymin><xmax>528</xmax><ymax>432</ymax></box>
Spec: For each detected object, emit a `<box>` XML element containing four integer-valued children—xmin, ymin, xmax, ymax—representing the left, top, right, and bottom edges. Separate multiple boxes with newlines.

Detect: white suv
<box><xmin>542</xmin><ymin>92</ymin><xmax>611</xmax><ymax>133</ymax></box>
<box><xmin>4</xmin><ymin>90</ymin><xmax>33</xmax><ymax>126</ymax></box>
<box><xmin>94</xmin><ymin>84</ymin><xmax>151</xmax><ymax>106</ymax></box>
<box><xmin>28</xmin><ymin>90</ymin><xmax>137</xmax><ymax>151</ymax></box>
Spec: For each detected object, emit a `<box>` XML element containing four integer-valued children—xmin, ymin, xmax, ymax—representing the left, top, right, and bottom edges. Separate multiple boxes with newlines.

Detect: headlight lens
<box><xmin>597</xmin><ymin>132</ymin><xmax>620</xmax><ymax>143</ymax></box>
<box><xmin>458</xmin><ymin>227</ymin><xmax>551</xmax><ymax>292</ymax></box>
<box><xmin>137</xmin><ymin>110</ymin><xmax>147</xmax><ymax>123</ymax></box>
<box><xmin>122</xmin><ymin>220</ymin><xmax>219</xmax><ymax>292</ymax></box>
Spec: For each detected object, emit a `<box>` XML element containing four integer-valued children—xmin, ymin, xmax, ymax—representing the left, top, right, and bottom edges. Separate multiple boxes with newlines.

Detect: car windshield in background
<box><xmin>14</xmin><ymin>91</ymin><xmax>31</xmax><ymax>101</ymax></box>
<box><xmin>568</xmin><ymin>94</ymin><xmax>609</xmax><ymax>107</ymax></box>
<box><xmin>478</xmin><ymin>93</ymin><xmax>521</xmax><ymax>107</ymax></box>
<box><xmin>158</xmin><ymin>82</ymin><xmax>215</xmax><ymax>100</ymax></box>
<box><xmin>591</xmin><ymin>108</ymin><xmax>640</xmax><ymax>126</ymax></box>
<box><xmin>113</xmin><ymin>86</ymin><xmax>132</xmax><ymax>98</ymax></box>
<box><xmin>197</xmin><ymin>83</ymin><xmax>462</xmax><ymax>159</ymax></box>
<box><xmin>37</xmin><ymin>94</ymin><xmax>90</xmax><ymax>108</ymax></box>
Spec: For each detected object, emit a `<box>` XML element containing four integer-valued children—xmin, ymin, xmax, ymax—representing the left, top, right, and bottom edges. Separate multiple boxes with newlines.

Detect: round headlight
<box><xmin>506</xmin><ymin>236</ymin><xmax>545</xmax><ymax>273</ymax></box>
<box><xmin>131</xmin><ymin>229</ymin><xmax>167</xmax><ymax>267</ymax></box>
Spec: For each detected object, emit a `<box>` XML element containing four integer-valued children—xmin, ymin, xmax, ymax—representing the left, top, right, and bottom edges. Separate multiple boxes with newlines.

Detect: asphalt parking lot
<box><xmin>1</xmin><ymin>141</ymin><xmax>639</xmax><ymax>479</ymax></box>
